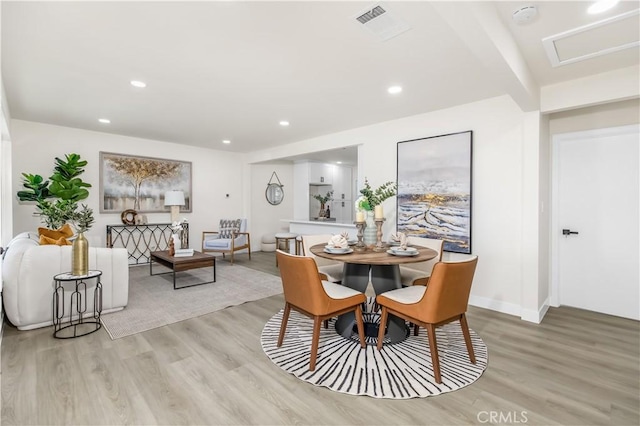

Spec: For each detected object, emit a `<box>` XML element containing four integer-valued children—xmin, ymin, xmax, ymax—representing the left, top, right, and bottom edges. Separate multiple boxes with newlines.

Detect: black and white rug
<box><xmin>261</xmin><ymin>303</ymin><xmax>488</xmax><ymax>399</ymax></box>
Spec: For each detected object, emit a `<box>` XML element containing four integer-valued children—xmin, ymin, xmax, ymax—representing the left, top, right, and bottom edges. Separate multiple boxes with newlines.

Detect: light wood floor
<box><xmin>2</xmin><ymin>251</ymin><xmax>639</xmax><ymax>425</ymax></box>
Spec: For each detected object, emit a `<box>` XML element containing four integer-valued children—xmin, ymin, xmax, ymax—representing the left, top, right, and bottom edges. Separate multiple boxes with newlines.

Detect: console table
<box><xmin>106</xmin><ymin>223</ymin><xmax>189</xmax><ymax>264</ymax></box>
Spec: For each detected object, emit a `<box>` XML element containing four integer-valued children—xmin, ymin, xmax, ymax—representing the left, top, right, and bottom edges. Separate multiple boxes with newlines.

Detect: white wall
<box><xmin>549</xmin><ymin>98</ymin><xmax>640</xmax><ymax>134</ymax></box>
<box><xmin>248</xmin><ymin>95</ymin><xmax>533</xmax><ymax>317</ymax></box>
<box><xmin>10</xmin><ymin>120</ymin><xmax>246</xmax><ymax>251</ymax></box>
<box><xmin>541</xmin><ymin>65</ymin><xmax>640</xmax><ymax>113</ymax></box>
<box><xmin>249</xmin><ymin>162</ymin><xmax>294</xmax><ymax>248</ymax></box>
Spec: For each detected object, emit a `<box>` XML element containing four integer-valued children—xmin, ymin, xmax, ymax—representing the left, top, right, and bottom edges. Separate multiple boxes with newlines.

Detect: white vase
<box><xmin>363</xmin><ymin>211</ymin><xmax>376</xmax><ymax>245</ymax></box>
<box><xmin>172</xmin><ymin>233</ymin><xmax>181</xmax><ymax>250</ymax></box>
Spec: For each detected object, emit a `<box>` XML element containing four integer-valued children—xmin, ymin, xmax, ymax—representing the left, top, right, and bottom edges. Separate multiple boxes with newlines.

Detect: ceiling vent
<box><xmin>354</xmin><ymin>4</ymin><xmax>411</xmax><ymax>41</ymax></box>
<box><xmin>542</xmin><ymin>8</ymin><xmax>640</xmax><ymax>67</ymax></box>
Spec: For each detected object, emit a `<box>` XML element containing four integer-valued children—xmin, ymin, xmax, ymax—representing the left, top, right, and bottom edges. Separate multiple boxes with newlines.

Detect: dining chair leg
<box><xmin>426</xmin><ymin>323</ymin><xmax>442</xmax><ymax>384</ymax></box>
<box><xmin>309</xmin><ymin>316</ymin><xmax>322</xmax><ymax>371</ymax></box>
<box><xmin>277</xmin><ymin>303</ymin><xmax>291</xmax><ymax>347</ymax></box>
<box><xmin>323</xmin><ymin>319</ymin><xmax>329</xmax><ymax>329</ymax></box>
<box><xmin>414</xmin><ymin>324</ymin><xmax>420</xmax><ymax>336</ymax></box>
<box><xmin>376</xmin><ymin>307</ymin><xmax>388</xmax><ymax>350</ymax></box>
<box><xmin>354</xmin><ymin>305</ymin><xmax>366</xmax><ymax>348</ymax></box>
<box><xmin>460</xmin><ymin>314</ymin><xmax>476</xmax><ymax>364</ymax></box>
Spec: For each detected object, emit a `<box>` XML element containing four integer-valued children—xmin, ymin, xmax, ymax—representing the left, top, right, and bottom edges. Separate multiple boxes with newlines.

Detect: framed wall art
<box><xmin>99</xmin><ymin>152</ymin><xmax>192</xmax><ymax>214</ymax></box>
<box><xmin>396</xmin><ymin>131</ymin><xmax>472</xmax><ymax>254</ymax></box>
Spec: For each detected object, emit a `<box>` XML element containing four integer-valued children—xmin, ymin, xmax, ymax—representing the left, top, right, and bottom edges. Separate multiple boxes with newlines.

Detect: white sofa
<box><xmin>2</xmin><ymin>232</ymin><xmax>129</xmax><ymax>330</ymax></box>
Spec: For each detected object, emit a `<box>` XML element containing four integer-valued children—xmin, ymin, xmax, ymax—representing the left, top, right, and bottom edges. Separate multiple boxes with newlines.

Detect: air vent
<box><xmin>356</xmin><ymin>5</ymin><xmax>386</xmax><ymax>24</ymax></box>
<box><xmin>354</xmin><ymin>3</ymin><xmax>411</xmax><ymax>42</ymax></box>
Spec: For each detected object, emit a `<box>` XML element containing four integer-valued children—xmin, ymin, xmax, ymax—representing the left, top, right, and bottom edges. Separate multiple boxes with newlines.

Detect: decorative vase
<box><xmin>72</xmin><ymin>232</ymin><xmax>89</xmax><ymax>276</ymax></box>
<box><xmin>319</xmin><ymin>203</ymin><xmax>326</xmax><ymax>219</ymax></box>
<box><xmin>172</xmin><ymin>233</ymin><xmax>181</xmax><ymax>250</ymax></box>
<box><xmin>363</xmin><ymin>210</ymin><xmax>377</xmax><ymax>245</ymax></box>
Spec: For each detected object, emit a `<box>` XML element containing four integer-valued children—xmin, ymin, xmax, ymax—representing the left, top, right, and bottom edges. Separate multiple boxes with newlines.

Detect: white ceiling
<box><xmin>2</xmin><ymin>1</ymin><xmax>639</xmax><ymax>164</ymax></box>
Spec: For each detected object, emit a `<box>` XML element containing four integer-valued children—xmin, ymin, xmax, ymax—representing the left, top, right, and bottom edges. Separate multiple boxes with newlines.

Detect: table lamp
<box><xmin>164</xmin><ymin>190</ymin><xmax>185</xmax><ymax>222</ymax></box>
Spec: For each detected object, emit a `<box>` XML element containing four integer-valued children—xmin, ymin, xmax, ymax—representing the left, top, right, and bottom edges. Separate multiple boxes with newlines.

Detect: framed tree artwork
<box><xmin>99</xmin><ymin>152</ymin><xmax>192</xmax><ymax>213</ymax></box>
<box><xmin>396</xmin><ymin>131</ymin><xmax>472</xmax><ymax>254</ymax></box>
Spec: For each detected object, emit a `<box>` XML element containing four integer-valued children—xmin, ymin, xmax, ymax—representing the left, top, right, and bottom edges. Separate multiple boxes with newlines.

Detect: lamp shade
<box><xmin>164</xmin><ymin>190</ymin><xmax>185</xmax><ymax>207</ymax></box>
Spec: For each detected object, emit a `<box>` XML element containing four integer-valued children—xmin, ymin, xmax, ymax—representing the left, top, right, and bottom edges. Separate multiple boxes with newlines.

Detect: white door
<box><xmin>554</xmin><ymin>125</ymin><xmax>639</xmax><ymax>320</ymax></box>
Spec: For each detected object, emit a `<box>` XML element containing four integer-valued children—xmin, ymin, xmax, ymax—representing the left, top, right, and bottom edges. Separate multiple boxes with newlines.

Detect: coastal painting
<box><xmin>396</xmin><ymin>131</ymin><xmax>472</xmax><ymax>254</ymax></box>
<box><xmin>99</xmin><ymin>152</ymin><xmax>192</xmax><ymax>213</ymax></box>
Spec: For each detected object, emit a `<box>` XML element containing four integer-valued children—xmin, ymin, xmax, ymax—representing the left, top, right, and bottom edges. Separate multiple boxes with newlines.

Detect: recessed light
<box><xmin>387</xmin><ymin>86</ymin><xmax>403</xmax><ymax>94</ymax></box>
<box><xmin>98</xmin><ymin>118</ymin><xmax>111</xmax><ymax>124</ymax></box>
<box><xmin>222</xmin><ymin>140</ymin><xmax>231</xmax><ymax>144</ymax></box>
<box><xmin>279</xmin><ymin>121</ymin><xmax>290</xmax><ymax>126</ymax></box>
<box><xmin>588</xmin><ymin>0</ymin><xmax>619</xmax><ymax>14</ymax></box>
<box><xmin>336</xmin><ymin>161</ymin><xmax>343</xmax><ymax>164</ymax></box>
<box><xmin>130</xmin><ymin>80</ymin><xmax>147</xmax><ymax>88</ymax></box>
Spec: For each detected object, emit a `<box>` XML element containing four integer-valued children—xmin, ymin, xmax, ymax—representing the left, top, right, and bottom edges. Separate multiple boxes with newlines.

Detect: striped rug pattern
<box><xmin>261</xmin><ymin>306</ymin><xmax>488</xmax><ymax>399</ymax></box>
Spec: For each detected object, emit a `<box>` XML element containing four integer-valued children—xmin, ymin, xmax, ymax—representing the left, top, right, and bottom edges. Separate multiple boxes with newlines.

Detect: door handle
<box><xmin>562</xmin><ymin>229</ymin><xmax>579</xmax><ymax>236</ymax></box>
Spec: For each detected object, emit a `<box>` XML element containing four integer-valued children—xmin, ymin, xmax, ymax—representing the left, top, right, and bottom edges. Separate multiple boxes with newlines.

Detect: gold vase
<box><xmin>72</xmin><ymin>232</ymin><xmax>89</xmax><ymax>276</ymax></box>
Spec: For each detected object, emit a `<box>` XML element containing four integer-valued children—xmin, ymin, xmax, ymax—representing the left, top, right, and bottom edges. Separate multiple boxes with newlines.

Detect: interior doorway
<box><xmin>551</xmin><ymin>125</ymin><xmax>639</xmax><ymax>320</ymax></box>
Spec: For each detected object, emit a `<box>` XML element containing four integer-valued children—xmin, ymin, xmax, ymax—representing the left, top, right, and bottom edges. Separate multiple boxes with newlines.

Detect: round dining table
<box><xmin>310</xmin><ymin>243</ymin><xmax>437</xmax><ymax>344</ymax></box>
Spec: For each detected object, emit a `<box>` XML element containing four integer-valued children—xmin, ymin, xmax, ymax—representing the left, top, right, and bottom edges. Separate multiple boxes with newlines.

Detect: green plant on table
<box><xmin>312</xmin><ymin>190</ymin><xmax>334</xmax><ymax>206</ymax></box>
<box><xmin>356</xmin><ymin>178</ymin><xmax>397</xmax><ymax>211</ymax></box>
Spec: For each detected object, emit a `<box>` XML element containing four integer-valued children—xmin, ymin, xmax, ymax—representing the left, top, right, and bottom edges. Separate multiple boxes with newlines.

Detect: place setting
<box><xmin>386</xmin><ymin>232</ymin><xmax>419</xmax><ymax>256</ymax></box>
<box><xmin>323</xmin><ymin>233</ymin><xmax>353</xmax><ymax>255</ymax></box>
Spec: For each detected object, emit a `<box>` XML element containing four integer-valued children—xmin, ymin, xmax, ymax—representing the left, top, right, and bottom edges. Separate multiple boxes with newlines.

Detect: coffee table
<box><xmin>149</xmin><ymin>250</ymin><xmax>216</xmax><ymax>290</ymax></box>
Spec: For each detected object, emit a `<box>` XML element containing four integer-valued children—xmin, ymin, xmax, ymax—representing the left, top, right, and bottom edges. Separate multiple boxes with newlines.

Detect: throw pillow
<box><xmin>38</xmin><ymin>223</ymin><xmax>73</xmax><ymax>240</ymax></box>
<box><xmin>219</xmin><ymin>219</ymin><xmax>241</xmax><ymax>239</ymax></box>
<box><xmin>39</xmin><ymin>235</ymin><xmax>72</xmax><ymax>246</ymax></box>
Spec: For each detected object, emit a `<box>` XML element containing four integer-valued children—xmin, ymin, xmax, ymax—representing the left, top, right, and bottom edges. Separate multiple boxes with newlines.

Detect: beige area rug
<box><xmin>101</xmin><ymin>262</ymin><xmax>282</xmax><ymax>339</ymax></box>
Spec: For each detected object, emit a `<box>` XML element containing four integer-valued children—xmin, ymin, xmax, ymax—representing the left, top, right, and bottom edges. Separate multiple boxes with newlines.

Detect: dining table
<box><xmin>310</xmin><ymin>243</ymin><xmax>438</xmax><ymax>344</ymax></box>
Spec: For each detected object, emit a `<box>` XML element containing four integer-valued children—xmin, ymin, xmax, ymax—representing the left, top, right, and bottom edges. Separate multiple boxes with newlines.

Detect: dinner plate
<box><xmin>387</xmin><ymin>249</ymin><xmax>418</xmax><ymax>257</ymax></box>
<box><xmin>324</xmin><ymin>247</ymin><xmax>354</xmax><ymax>255</ymax></box>
<box><xmin>390</xmin><ymin>246</ymin><xmax>417</xmax><ymax>253</ymax></box>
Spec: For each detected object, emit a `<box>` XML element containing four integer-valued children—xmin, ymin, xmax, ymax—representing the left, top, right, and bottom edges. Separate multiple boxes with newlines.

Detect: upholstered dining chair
<box><xmin>376</xmin><ymin>256</ymin><xmax>479</xmax><ymax>384</ymax></box>
<box><xmin>276</xmin><ymin>250</ymin><xmax>366</xmax><ymax>371</ymax></box>
<box><xmin>399</xmin><ymin>236</ymin><xmax>443</xmax><ymax>287</ymax></box>
<box><xmin>300</xmin><ymin>234</ymin><xmax>344</xmax><ymax>283</ymax></box>
<box><xmin>201</xmin><ymin>218</ymin><xmax>251</xmax><ymax>264</ymax></box>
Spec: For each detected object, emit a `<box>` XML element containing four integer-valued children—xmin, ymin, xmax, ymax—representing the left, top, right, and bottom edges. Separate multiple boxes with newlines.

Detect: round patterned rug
<box><xmin>261</xmin><ymin>302</ymin><xmax>488</xmax><ymax>399</ymax></box>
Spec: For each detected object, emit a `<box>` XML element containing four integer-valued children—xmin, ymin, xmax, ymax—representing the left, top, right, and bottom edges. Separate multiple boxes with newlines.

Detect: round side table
<box><xmin>52</xmin><ymin>270</ymin><xmax>103</xmax><ymax>339</ymax></box>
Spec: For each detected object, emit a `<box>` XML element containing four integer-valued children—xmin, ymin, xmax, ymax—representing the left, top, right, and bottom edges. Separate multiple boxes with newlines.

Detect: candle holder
<box><xmin>354</xmin><ymin>221</ymin><xmax>367</xmax><ymax>251</ymax></box>
<box><xmin>373</xmin><ymin>218</ymin><xmax>386</xmax><ymax>252</ymax></box>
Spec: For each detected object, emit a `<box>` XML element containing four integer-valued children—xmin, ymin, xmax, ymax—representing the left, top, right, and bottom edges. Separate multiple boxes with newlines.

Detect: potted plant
<box><xmin>17</xmin><ymin>153</ymin><xmax>95</xmax><ymax>275</ymax></box>
<box><xmin>17</xmin><ymin>153</ymin><xmax>93</xmax><ymax>230</ymax></box>
<box><xmin>355</xmin><ymin>178</ymin><xmax>397</xmax><ymax>244</ymax></box>
<box><xmin>312</xmin><ymin>190</ymin><xmax>334</xmax><ymax>219</ymax></box>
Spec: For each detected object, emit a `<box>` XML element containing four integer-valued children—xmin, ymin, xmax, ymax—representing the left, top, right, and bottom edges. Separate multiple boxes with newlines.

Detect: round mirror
<box><xmin>266</xmin><ymin>183</ymin><xmax>284</xmax><ymax>205</ymax></box>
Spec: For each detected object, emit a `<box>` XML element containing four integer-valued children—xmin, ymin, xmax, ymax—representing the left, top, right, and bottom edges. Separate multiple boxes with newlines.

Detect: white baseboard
<box><xmin>521</xmin><ymin>298</ymin><xmax>550</xmax><ymax>324</ymax></box>
<box><xmin>469</xmin><ymin>295</ymin><xmax>550</xmax><ymax>324</ymax></box>
<box><xmin>468</xmin><ymin>295</ymin><xmax>521</xmax><ymax>318</ymax></box>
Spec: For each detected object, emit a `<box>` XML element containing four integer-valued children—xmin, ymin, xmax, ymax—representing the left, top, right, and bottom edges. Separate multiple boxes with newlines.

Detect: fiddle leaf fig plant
<box><xmin>48</xmin><ymin>154</ymin><xmax>91</xmax><ymax>201</ymax></box>
<box><xmin>17</xmin><ymin>153</ymin><xmax>94</xmax><ymax>231</ymax></box>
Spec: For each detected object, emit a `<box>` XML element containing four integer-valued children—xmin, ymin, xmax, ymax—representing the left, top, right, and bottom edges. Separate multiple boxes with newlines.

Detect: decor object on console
<box><xmin>164</xmin><ymin>190</ymin><xmax>185</xmax><ymax>223</ymax></box>
<box><xmin>100</xmin><ymin>152</ymin><xmax>192</xmax><ymax>213</ymax></box>
<box><xmin>201</xmin><ymin>218</ymin><xmax>251</xmax><ymax>265</ymax></box>
<box><xmin>1</xmin><ymin>232</ymin><xmax>128</xmax><ymax>331</ymax></box>
<box><xmin>356</xmin><ymin>178</ymin><xmax>397</xmax><ymax>245</ymax></box>
<box><xmin>121</xmin><ymin>209</ymin><xmax>137</xmax><ymax>225</ymax></box>
<box><xmin>397</xmin><ymin>131</ymin><xmax>472</xmax><ymax>254</ymax></box>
